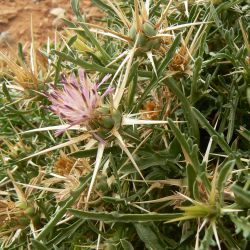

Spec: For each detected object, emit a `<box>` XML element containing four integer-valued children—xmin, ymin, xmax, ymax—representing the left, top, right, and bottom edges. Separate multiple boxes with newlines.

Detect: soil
<box><xmin>0</xmin><ymin>0</ymin><xmax>102</xmax><ymax>51</ymax></box>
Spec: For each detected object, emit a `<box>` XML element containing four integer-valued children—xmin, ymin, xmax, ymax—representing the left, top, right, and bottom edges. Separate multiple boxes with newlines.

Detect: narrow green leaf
<box><xmin>134</xmin><ymin>223</ymin><xmax>165</xmax><ymax>250</ymax></box>
<box><xmin>127</xmin><ymin>61</ymin><xmax>139</xmax><ymax>110</ymax></box>
<box><xmin>17</xmin><ymin>42</ymin><xmax>25</xmax><ymax>62</ymax></box>
<box><xmin>78</xmin><ymin>22</ymin><xmax>111</xmax><ymax>62</ymax></box>
<box><xmin>199</xmin><ymin>225</ymin><xmax>214</xmax><ymax>250</ymax></box>
<box><xmin>227</xmin><ymin>94</ymin><xmax>239</xmax><ymax>143</ymax></box>
<box><xmin>69</xmin><ymin>210</ymin><xmax>182</xmax><ymax>222</ymax></box>
<box><xmin>167</xmin><ymin>78</ymin><xmax>200</xmax><ymax>141</ymax></box>
<box><xmin>120</xmin><ymin>239</ymin><xmax>134</xmax><ymax>250</ymax></box>
<box><xmin>47</xmin><ymin>220</ymin><xmax>85</xmax><ymax>248</ymax></box>
<box><xmin>192</xmin><ymin>107</ymin><xmax>244</xmax><ymax>169</ymax></box>
<box><xmin>191</xmin><ymin>56</ymin><xmax>202</xmax><ymax>104</ymax></box>
<box><xmin>237</xmin><ymin>127</ymin><xmax>250</xmax><ymax>142</ymax></box>
<box><xmin>193</xmin><ymin>179</ymin><xmax>200</xmax><ymax>201</ymax></box>
<box><xmin>2</xmin><ymin>82</ymin><xmax>11</xmax><ymax>102</ymax></box>
<box><xmin>92</xmin><ymin>0</ymin><xmax>116</xmax><ymax>16</ymax></box>
<box><xmin>217</xmin><ymin>225</ymin><xmax>241</xmax><ymax>250</ymax></box>
<box><xmin>54</xmin><ymin>51</ymin><xmax>115</xmax><ymax>74</ymax></box>
<box><xmin>71</xmin><ymin>0</ymin><xmax>84</xmax><ymax>21</ymax></box>
<box><xmin>158</xmin><ymin>33</ymin><xmax>182</xmax><ymax>77</ymax></box>
<box><xmin>232</xmin><ymin>185</ymin><xmax>250</xmax><ymax>209</ymax></box>
<box><xmin>186</xmin><ymin>164</ymin><xmax>197</xmax><ymax>198</ymax></box>
<box><xmin>31</xmin><ymin>240</ymin><xmax>48</xmax><ymax>250</ymax></box>
<box><xmin>54</xmin><ymin>51</ymin><xmax>151</xmax><ymax>77</ymax></box>
<box><xmin>217</xmin><ymin>160</ymin><xmax>235</xmax><ymax>202</ymax></box>
<box><xmin>168</xmin><ymin>118</ymin><xmax>200</xmax><ymax>173</ymax></box>
<box><xmin>55</xmin><ymin>35</ymin><xmax>78</xmax><ymax>83</ymax></box>
<box><xmin>200</xmin><ymin>172</ymin><xmax>211</xmax><ymax>194</ymax></box>
<box><xmin>69</xmin><ymin>146</ymin><xmax>121</xmax><ymax>158</ymax></box>
<box><xmin>230</xmin><ymin>214</ymin><xmax>250</xmax><ymax>239</ymax></box>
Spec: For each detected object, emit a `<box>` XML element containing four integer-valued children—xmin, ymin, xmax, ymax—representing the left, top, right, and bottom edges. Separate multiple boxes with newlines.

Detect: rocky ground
<box><xmin>0</xmin><ymin>0</ymin><xmax>102</xmax><ymax>51</ymax></box>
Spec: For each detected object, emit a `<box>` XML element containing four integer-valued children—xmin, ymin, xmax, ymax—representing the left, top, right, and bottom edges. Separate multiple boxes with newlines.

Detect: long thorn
<box><xmin>85</xmin><ymin>143</ymin><xmax>105</xmax><ymax>210</ymax></box>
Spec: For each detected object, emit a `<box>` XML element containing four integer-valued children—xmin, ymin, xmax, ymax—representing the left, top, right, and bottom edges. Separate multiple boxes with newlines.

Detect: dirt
<box><xmin>0</xmin><ymin>0</ymin><xmax>102</xmax><ymax>51</ymax></box>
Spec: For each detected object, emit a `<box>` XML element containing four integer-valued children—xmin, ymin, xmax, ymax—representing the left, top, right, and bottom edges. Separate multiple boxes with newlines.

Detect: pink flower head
<box><xmin>48</xmin><ymin>69</ymin><xmax>113</xmax><ymax>130</ymax></box>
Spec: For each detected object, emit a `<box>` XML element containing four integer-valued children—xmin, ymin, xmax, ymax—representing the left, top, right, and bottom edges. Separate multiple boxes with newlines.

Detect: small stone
<box><xmin>0</xmin><ymin>31</ymin><xmax>12</xmax><ymax>44</ymax></box>
<box><xmin>50</xmin><ymin>7</ymin><xmax>65</xmax><ymax>18</ymax></box>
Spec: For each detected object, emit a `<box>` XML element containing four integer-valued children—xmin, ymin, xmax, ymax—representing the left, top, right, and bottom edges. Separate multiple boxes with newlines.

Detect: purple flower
<box><xmin>47</xmin><ymin>69</ymin><xmax>113</xmax><ymax>133</ymax></box>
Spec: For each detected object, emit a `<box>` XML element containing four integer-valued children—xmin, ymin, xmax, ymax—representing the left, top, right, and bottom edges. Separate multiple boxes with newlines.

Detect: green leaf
<box><xmin>166</xmin><ymin>79</ymin><xmax>200</xmax><ymax>141</ymax></box>
<box><xmin>158</xmin><ymin>33</ymin><xmax>181</xmax><ymax>77</ymax></box>
<box><xmin>17</xmin><ymin>42</ymin><xmax>25</xmax><ymax>62</ymax></box>
<box><xmin>217</xmin><ymin>160</ymin><xmax>235</xmax><ymax>203</ymax></box>
<box><xmin>226</xmin><ymin>93</ymin><xmax>239</xmax><ymax>143</ymax></box>
<box><xmin>31</xmin><ymin>240</ymin><xmax>48</xmax><ymax>250</ymax></box>
<box><xmin>92</xmin><ymin>0</ymin><xmax>116</xmax><ymax>16</ymax></box>
<box><xmin>247</xmin><ymin>87</ymin><xmax>250</xmax><ymax>106</ymax></box>
<box><xmin>69</xmin><ymin>146</ymin><xmax>121</xmax><ymax>158</ymax></box>
<box><xmin>199</xmin><ymin>172</ymin><xmax>211</xmax><ymax>194</ymax></box>
<box><xmin>120</xmin><ymin>239</ymin><xmax>134</xmax><ymax>250</ymax></box>
<box><xmin>218</xmin><ymin>224</ymin><xmax>243</xmax><ymax>249</ymax></box>
<box><xmin>71</xmin><ymin>0</ymin><xmax>83</xmax><ymax>21</ymax></box>
<box><xmin>167</xmin><ymin>119</ymin><xmax>200</xmax><ymax>173</ymax></box>
<box><xmin>191</xmin><ymin>56</ymin><xmax>202</xmax><ymax>104</ymax></box>
<box><xmin>193</xmin><ymin>179</ymin><xmax>200</xmax><ymax>201</ymax></box>
<box><xmin>237</xmin><ymin>127</ymin><xmax>250</xmax><ymax>142</ymax></box>
<box><xmin>230</xmin><ymin>214</ymin><xmax>250</xmax><ymax>239</ymax></box>
<box><xmin>199</xmin><ymin>225</ymin><xmax>214</xmax><ymax>250</ymax></box>
<box><xmin>78</xmin><ymin>22</ymin><xmax>111</xmax><ymax>62</ymax></box>
<box><xmin>54</xmin><ymin>51</ymin><xmax>151</xmax><ymax>77</ymax></box>
<box><xmin>192</xmin><ymin>107</ymin><xmax>243</xmax><ymax>169</ymax></box>
<box><xmin>232</xmin><ymin>185</ymin><xmax>250</xmax><ymax>209</ymax></box>
<box><xmin>69</xmin><ymin>210</ymin><xmax>182</xmax><ymax>222</ymax></box>
<box><xmin>46</xmin><ymin>220</ymin><xmax>85</xmax><ymax>248</ymax></box>
<box><xmin>54</xmin><ymin>35</ymin><xmax>77</xmax><ymax>83</ymax></box>
<box><xmin>127</xmin><ymin>61</ymin><xmax>139</xmax><ymax>110</ymax></box>
<box><xmin>134</xmin><ymin>223</ymin><xmax>165</xmax><ymax>250</ymax></box>
<box><xmin>2</xmin><ymin>82</ymin><xmax>11</xmax><ymax>102</ymax></box>
<box><xmin>54</xmin><ymin>51</ymin><xmax>115</xmax><ymax>74</ymax></box>
<box><xmin>186</xmin><ymin>164</ymin><xmax>197</xmax><ymax>198</ymax></box>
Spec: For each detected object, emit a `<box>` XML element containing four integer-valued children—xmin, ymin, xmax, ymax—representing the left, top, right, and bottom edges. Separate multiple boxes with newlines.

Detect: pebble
<box><xmin>0</xmin><ymin>31</ymin><xmax>12</xmax><ymax>44</ymax></box>
<box><xmin>50</xmin><ymin>8</ymin><xmax>66</xmax><ymax>18</ymax></box>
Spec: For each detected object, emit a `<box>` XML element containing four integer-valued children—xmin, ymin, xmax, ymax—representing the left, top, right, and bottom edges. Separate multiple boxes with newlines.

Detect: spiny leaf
<box><xmin>232</xmin><ymin>185</ymin><xmax>250</xmax><ymax>209</ymax></box>
<box><xmin>69</xmin><ymin>210</ymin><xmax>182</xmax><ymax>222</ymax></box>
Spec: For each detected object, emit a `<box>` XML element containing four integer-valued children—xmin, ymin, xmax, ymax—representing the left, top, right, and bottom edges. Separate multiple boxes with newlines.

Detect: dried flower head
<box><xmin>53</xmin><ymin>153</ymin><xmax>75</xmax><ymax>176</ymax></box>
<box><xmin>169</xmin><ymin>46</ymin><xmax>189</xmax><ymax>72</ymax></box>
<box><xmin>0</xmin><ymin>200</ymin><xmax>15</xmax><ymax>225</ymax></box>
<box><xmin>142</xmin><ymin>100</ymin><xmax>161</xmax><ymax>120</ymax></box>
<box><xmin>53</xmin><ymin>152</ymin><xmax>91</xmax><ymax>177</ymax></box>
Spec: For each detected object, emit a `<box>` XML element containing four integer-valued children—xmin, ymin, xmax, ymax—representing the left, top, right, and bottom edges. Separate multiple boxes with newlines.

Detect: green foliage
<box><xmin>230</xmin><ymin>214</ymin><xmax>250</xmax><ymax>239</ymax></box>
<box><xmin>0</xmin><ymin>0</ymin><xmax>249</xmax><ymax>249</ymax></box>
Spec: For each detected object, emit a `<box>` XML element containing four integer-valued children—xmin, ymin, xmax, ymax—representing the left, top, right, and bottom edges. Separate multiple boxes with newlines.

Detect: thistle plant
<box><xmin>72</xmin><ymin>0</ymin><xmax>207</xmax><ymax>76</ymax></box>
<box><xmin>24</xmin><ymin>68</ymin><xmax>173</xmax><ymax>209</ymax></box>
<box><xmin>0</xmin><ymin>0</ymin><xmax>250</xmax><ymax>249</ymax></box>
